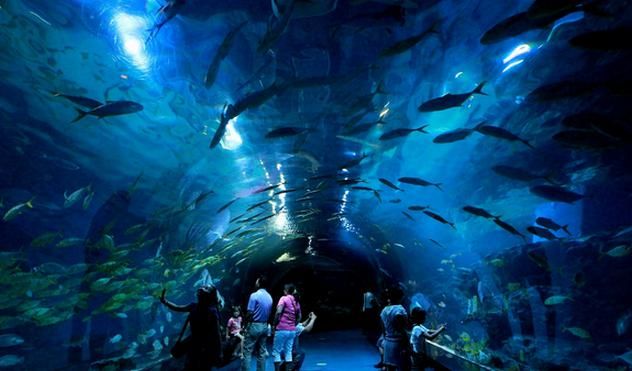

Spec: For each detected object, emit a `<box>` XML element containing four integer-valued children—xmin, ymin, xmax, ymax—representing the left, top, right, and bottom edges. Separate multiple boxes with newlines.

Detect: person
<box><xmin>226</xmin><ymin>306</ymin><xmax>244</xmax><ymax>359</ymax></box>
<box><xmin>272</xmin><ymin>284</ymin><xmax>301</xmax><ymax>371</ymax></box>
<box><xmin>279</xmin><ymin>310</ymin><xmax>317</xmax><ymax>371</ymax></box>
<box><xmin>160</xmin><ymin>285</ymin><xmax>222</xmax><ymax>370</ymax></box>
<box><xmin>380</xmin><ymin>286</ymin><xmax>410</xmax><ymax>371</ymax></box>
<box><xmin>242</xmin><ymin>276</ymin><xmax>273</xmax><ymax>371</ymax></box>
<box><xmin>409</xmin><ymin>307</ymin><xmax>448</xmax><ymax>371</ymax></box>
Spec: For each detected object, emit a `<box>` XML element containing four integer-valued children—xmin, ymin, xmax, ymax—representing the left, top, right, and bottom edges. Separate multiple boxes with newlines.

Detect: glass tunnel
<box><xmin>0</xmin><ymin>0</ymin><xmax>631</xmax><ymax>370</ymax></box>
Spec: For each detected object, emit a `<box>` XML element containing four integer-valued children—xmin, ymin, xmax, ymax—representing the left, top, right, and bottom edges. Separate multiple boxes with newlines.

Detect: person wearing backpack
<box><xmin>272</xmin><ymin>283</ymin><xmax>301</xmax><ymax>371</ymax></box>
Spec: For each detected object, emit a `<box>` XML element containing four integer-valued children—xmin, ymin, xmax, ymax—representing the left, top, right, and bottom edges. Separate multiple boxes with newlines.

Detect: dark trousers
<box><xmin>411</xmin><ymin>352</ymin><xmax>450</xmax><ymax>371</ymax></box>
<box><xmin>279</xmin><ymin>351</ymin><xmax>305</xmax><ymax>371</ymax></box>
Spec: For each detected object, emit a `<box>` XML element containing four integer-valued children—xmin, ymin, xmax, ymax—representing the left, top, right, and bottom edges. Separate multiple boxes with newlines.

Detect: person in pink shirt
<box><xmin>272</xmin><ymin>284</ymin><xmax>301</xmax><ymax>371</ymax></box>
<box><xmin>226</xmin><ymin>306</ymin><xmax>244</xmax><ymax>359</ymax></box>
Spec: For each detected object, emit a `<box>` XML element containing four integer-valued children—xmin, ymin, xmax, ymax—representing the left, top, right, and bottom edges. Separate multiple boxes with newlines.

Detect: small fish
<box><xmin>398</xmin><ymin>177</ymin><xmax>442</xmax><ymax>191</ymax></box>
<box><xmin>252</xmin><ymin>183</ymin><xmax>283</xmax><ymax>194</ymax></box>
<box><xmin>408</xmin><ymin>205</ymin><xmax>429</xmax><ymax>211</ymax></box>
<box><xmin>378</xmin><ymin>178</ymin><xmax>403</xmax><ymax>191</ymax></box>
<box><xmin>475</xmin><ymin>123</ymin><xmax>533</xmax><ymax>149</ymax></box>
<box><xmin>82</xmin><ymin>191</ymin><xmax>94</xmax><ymax>210</ymax></box>
<box><xmin>204</xmin><ymin>21</ymin><xmax>248</xmax><ymax>88</ymax></box>
<box><xmin>72</xmin><ymin>100</ymin><xmax>143</xmax><ymax>123</ymax></box>
<box><xmin>109</xmin><ymin>334</ymin><xmax>123</xmax><ymax>344</ymax></box>
<box><xmin>527</xmin><ymin>226</ymin><xmax>558</xmax><ymax>241</ymax></box>
<box><xmin>31</xmin><ymin>232</ymin><xmax>62</xmax><ymax>247</ymax></box>
<box><xmin>274</xmin><ymin>188</ymin><xmax>300</xmax><ymax>196</ymax></box>
<box><xmin>462</xmin><ymin>205</ymin><xmax>499</xmax><ymax>219</ymax></box>
<box><xmin>429</xmin><ymin>239</ymin><xmax>444</xmax><ymax>248</ymax></box>
<box><xmin>488</xmin><ymin>258</ymin><xmax>505</xmax><ymax>268</ymax></box>
<box><xmin>257</xmin><ymin>0</ymin><xmax>296</xmax><ymax>53</ymax></box>
<box><xmin>437</xmin><ymin>301</ymin><xmax>446</xmax><ymax>308</ymax></box>
<box><xmin>379</xmin><ymin>22</ymin><xmax>438</xmax><ymax>57</ymax></box>
<box><xmin>379</xmin><ymin>125</ymin><xmax>429</xmax><ymax>141</ymax></box>
<box><xmin>602</xmin><ymin>244</ymin><xmax>631</xmax><ymax>258</ymax></box>
<box><xmin>418</xmin><ymin>82</ymin><xmax>486</xmax><ymax>112</ymax></box>
<box><xmin>433</xmin><ymin>128</ymin><xmax>474</xmax><ymax>144</ymax></box>
<box><xmin>3</xmin><ymin>198</ymin><xmax>34</xmax><ymax>222</ymax></box>
<box><xmin>402</xmin><ymin>211</ymin><xmax>415</xmax><ymax>221</ymax></box>
<box><xmin>530</xmin><ymin>185</ymin><xmax>584</xmax><ymax>203</ymax></box>
<box><xmin>544</xmin><ymin>295</ymin><xmax>572</xmax><ymax>306</ymax></box>
<box><xmin>0</xmin><ymin>355</ymin><xmax>24</xmax><ymax>367</ymax></box>
<box><xmin>51</xmin><ymin>92</ymin><xmax>103</xmax><ymax>109</ymax></box>
<box><xmin>55</xmin><ymin>237</ymin><xmax>85</xmax><ymax>248</ymax></box>
<box><xmin>422</xmin><ymin>210</ymin><xmax>456</xmax><ymax>230</ymax></box>
<box><xmin>247</xmin><ymin>198</ymin><xmax>272</xmax><ymax>212</ymax></box>
<box><xmin>536</xmin><ymin>217</ymin><xmax>571</xmax><ymax>236</ymax></box>
<box><xmin>493</xmin><ymin>219</ymin><xmax>526</xmax><ymax>241</ymax></box>
<box><xmin>389</xmin><ymin>199</ymin><xmax>402</xmax><ymax>204</ymax></box>
<box><xmin>0</xmin><ymin>334</ymin><xmax>24</xmax><ymax>347</ymax></box>
<box><xmin>217</xmin><ymin>198</ymin><xmax>240</xmax><ymax>214</ymax></box>
<box><xmin>265</xmin><ymin>126</ymin><xmax>308</xmax><ymax>139</ymax></box>
<box><xmin>338</xmin><ymin>153</ymin><xmax>369</xmax><ymax>170</ymax></box>
<box><xmin>64</xmin><ymin>185</ymin><xmax>91</xmax><ymax>208</ymax></box>
<box><xmin>563</xmin><ymin>326</ymin><xmax>591</xmax><ymax>339</ymax></box>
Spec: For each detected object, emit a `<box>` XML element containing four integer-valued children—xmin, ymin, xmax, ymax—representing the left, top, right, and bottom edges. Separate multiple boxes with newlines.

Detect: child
<box><xmin>409</xmin><ymin>307</ymin><xmax>448</xmax><ymax>371</ymax></box>
<box><xmin>226</xmin><ymin>306</ymin><xmax>244</xmax><ymax>358</ymax></box>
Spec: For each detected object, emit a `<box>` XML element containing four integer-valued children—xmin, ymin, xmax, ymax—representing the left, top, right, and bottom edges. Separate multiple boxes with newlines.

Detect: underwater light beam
<box><xmin>220</xmin><ymin>118</ymin><xmax>242</xmax><ymax>150</ymax></box>
<box><xmin>113</xmin><ymin>12</ymin><xmax>150</xmax><ymax>71</ymax></box>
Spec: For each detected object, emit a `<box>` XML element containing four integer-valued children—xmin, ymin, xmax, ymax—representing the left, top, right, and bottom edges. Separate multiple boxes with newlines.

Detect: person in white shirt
<box><xmin>409</xmin><ymin>307</ymin><xmax>448</xmax><ymax>371</ymax></box>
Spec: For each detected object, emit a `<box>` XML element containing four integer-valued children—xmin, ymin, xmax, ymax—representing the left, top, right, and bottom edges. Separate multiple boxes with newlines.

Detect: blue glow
<box><xmin>113</xmin><ymin>12</ymin><xmax>150</xmax><ymax>71</ymax></box>
<box><xmin>220</xmin><ymin>118</ymin><xmax>243</xmax><ymax>150</ymax></box>
<box><xmin>546</xmin><ymin>11</ymin><xmax>585</xmax><ymax>43</ymax></box>
<box><xmin>503</xmin><ymin>44</ymin><xmax>531</xmax><ymax>64</ymax></box>
<box><xmin>502</xmin><ymin>59</ymin><xmax>524</xmax><ymax>74</ymax></box>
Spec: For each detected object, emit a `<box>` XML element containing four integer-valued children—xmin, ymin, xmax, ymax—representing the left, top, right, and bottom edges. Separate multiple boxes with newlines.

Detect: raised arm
<box><xmin>301</xmin><ymin>312</ymin><xmax>317</xmax><ymax>333</ymax></box>
<box><xmin>423</xmin><ymin>324</ymin><xmax>447</xmax><ymax>341</ymax></box>
<box><xmin>159</xmin><ymin>289</ymin><xmax>192</xmax><ymax>312</ymax></box>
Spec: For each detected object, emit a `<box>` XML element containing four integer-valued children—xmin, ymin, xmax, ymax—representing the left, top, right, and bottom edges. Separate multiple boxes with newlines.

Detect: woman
<box><xmin>273</xmin><ymin>283</ymin><xmax>301</xmax><ymax>371</ymax></box>
<box><xmin>160</xmin><ymin>286</ymin><xmax>222</xmax><ymax>370</ymax></box>
<box><xmin>380</xmin><ymin>286</ymin><xmax>410</xmax><ymax>371</ymax></box>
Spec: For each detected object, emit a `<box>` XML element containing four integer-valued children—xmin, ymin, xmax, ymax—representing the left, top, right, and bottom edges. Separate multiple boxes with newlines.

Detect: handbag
<box><xmin>170</xmin><ymin>315</ymin><xmax>191</xmax><ymax>359</ymax></box>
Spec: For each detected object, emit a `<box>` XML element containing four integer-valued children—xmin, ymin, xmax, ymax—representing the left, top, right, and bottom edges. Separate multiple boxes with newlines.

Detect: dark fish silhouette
<box><xmin>379</xmin><ymin>125</ymin><xmax>429</xmax><ymax>141</ymax></box>
<box><xmin>492</xmin><ymin>165</ymin><xmax>555</xmax><ymax>184</ymax></box>
<box><xmin>493</xmin><ymin>219</ymin><xmax>526</xmax><ymax>241</ymax></box>
<box><xmin>379</xmin><ymin>22</ymin><xmax>438</xmax><ymax>57</ymax></box>
<box><xmin>418</xmin><ymin>82</ymin><xmax>486</xmax><ymax>112</ymax></box>
<box><xmin>398</xmin><ymin>177</ymin><xmax>442</xmax><ymax>191</ymax></box>
<box><xmin>536</xmin><ymin>217</ymin><xmax>571</xmax><ymax>236</ymax></box>
<box><xmin>217</xmin><ymin>198</ymin><xmax>240</xmax><ymax>214</ymax></box>
<box><xmin>530</xmin><ymin>185</ymin><xmax>584</xmax><ymax>203</ymax></box>
<box><xmin>338</xmin><ymin>153</ymin><xmax>369</xmax><ymax>170</ymax></box>
<box><xmin>480</xmin><ymin>12</ymin><xmax>550</xmax><ymax>44</ymax></box>
<box><xmin>475</xmin><ymin>123</ymin><xmax>533</xmax><ymax>149</ymax></box>
<box><xmin>433</xmin><ymin>128</ymin><xmax>474</xmax><ymax>143</ymax></box>
<box><xmin>463</xmin><ymin>206</ymin><xmax>499</xmax><ymax>219</ymax></box>
<box><xmin>379</xmin><ymin>178</ymin><xmax>403</xmax><ymax>191</ymax></box>
<box><xmin>423</xmin><ymin>210</ymin><xmax>456</xmax><ymax>230</ymax></box>
<box><xmin>146</xmin><ymin>0</ymin><xmax>187</xmax><ymax>43</ymax></box>
<box><xmin>204</xmin><ymin>21</ymin><xmax>248</xmax><ymax>88</ymax></box>
<box><xmin>72</xmin><ymin>100</ymin><xmax>143</xmax><ymax>122</ymax></box>
<box><xmin>258</xmin><ymin>0</ymin><xmax>296</xmax><ymax>53</ymax></box>
<box><xmin>52</xmin><ymin>92</ymin><xmax>102</xmax><ymax>109</ymax></box>
<box><xmin>402</xmin><ymin>211</ymin><xmax>415</xmax><ymax>221</ymax></box>
<box><xmin>527</xmin><ymin>226</ymin><xmax>558</xmax><ymax>241</ymax></box>
<box><xmin>265</xmin><ymin>127</ymin><xmax>308</xmax><ymax>139</ymax></box>
<box><xmin>408</xmin><ymin>205</ymin><xmax>429</xmax><ymax>211</ymax></box>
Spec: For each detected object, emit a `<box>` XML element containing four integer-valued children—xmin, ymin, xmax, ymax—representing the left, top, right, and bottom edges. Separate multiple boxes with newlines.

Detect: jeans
<box><xmin>241</xmin><ymin>322</ymin><xmax>268</xmax><ymax>371</ymax></box>
<box><xmin>272</xmin><ymin>330</ymin><xmax>296</xmax><ymax>363</ymax></box>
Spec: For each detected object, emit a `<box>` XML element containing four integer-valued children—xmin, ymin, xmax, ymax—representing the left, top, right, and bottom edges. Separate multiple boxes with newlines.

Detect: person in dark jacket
<box><xmin>161</xmin><ymin>285</ymin><xmax>223</xmax><ymax>370</ymax></box>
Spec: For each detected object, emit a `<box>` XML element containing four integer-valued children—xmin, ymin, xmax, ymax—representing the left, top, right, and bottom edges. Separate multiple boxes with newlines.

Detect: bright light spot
<box><xmin>220</xmin><ymin>118</ymin><xmax>242</xmax><ymax>150</ymax></box>
<box><xmin>503</xmin><ymin>44</ymin><xmax>531</xmax><ymax>64</ymax></box>
<box><xmin>379</xmin><ymin>107</ymin><xmax>390</xmax><ymax>119</ymax></box>
<box><xmin>276</xmin><ymin>163</ymin><xmax>282</xmax><ymax>171</ymax></box>
<box><xmin>454</xmin><ymin>71</ymin><xmax>464</xmax><ymax>79</ymax></box>
<box><xmin>502</xmin><ymin>59</ymin><xmax>525</xmax><ymax>73</ymax></box>
<box><xmin>113</xmin><ymin>12</ymin><xmax>149</xmax><ymax>71</ymax></box>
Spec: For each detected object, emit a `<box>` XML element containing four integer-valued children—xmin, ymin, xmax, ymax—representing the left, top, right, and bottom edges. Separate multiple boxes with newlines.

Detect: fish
<box><xmin>217</xmin><ymin>198</ymin><xmax>240</xmax><ymax>214</ymax></box>
<box><xmin>536</xmin><ymin>217</ymin><xmax>571</xmax><ymax>236</ymax></box>
<box><xmin>527</xmin><ymin>226</ymin><xmax>558</xmax><ymax>240</ymax></box>
<box><xmin>408</xmin><ymin>205</ymin><xmax>429</xmax><ymax>211</ymax></box>
<box><xmin>429</xmin><ymin>239</ymin><xmax>444</xmax><ymax>248</ymax></box>
<box><xmin>0</xmin><ymin>334</ymin><xmax>24</xmax><ymax>347</ymax></box>
<box><xmin>109</xmin><ymin>334</ymin><xmax>123</xmax><ymax>344</ymax></box>
<box><xmin>462</xmin><ymin>206</ymin><xmax>499</xmax><ymax>219</ymax></box>
<box><xmin>64</xmin><ymin>185</ymin><xmax>91</xmax><ymax>208</ymax></box>
<box><xmin>398</xmin><ymin>177</ymin><xmax>442</xmax><ymax>191</ymax></box>
<box><xmin>493</xmin><ymin>219</ymin><xmax>526</xmax><ymax>241</ymax></box>
<box><xmin>0</xmin><ymin>355</ymin><xmax>24</xmax><ymax>367</ymax></box>
<box><xmin>569</xmin><ymin>27</ymin><xmax>632</xmax><ymax>50</ymax></box>
<box><xmin>563</xmin><ymin>326</ymin><xmax>591</xmax><ymax>339</ymax></box>
<box><xmin>378</xmin><ymin>178</ymin><xmax>403</xmax><ymax>191</ymax></box>
<box><xmin>379</xmin><ymin>22</ymin><xmax>438</xmax><ymax>57</ymax></box>
<box><xmin>433</xmin><ymin>128</ymin><xmax>474</xmax><ymax>143</ymax></box>
<box><xmin>51</xmin><ymin>92</ymin><xmax>102</xmax><ymax>109</ymax></box>
<box><xmin>204</xmin><ymin>21</ymin><xmax>248</xmax><ymax>88</ymax></box>
<box><xmin>252</xmin><ymin>183</ymin><xmax>283</xmax><ymax>194</ymax></box>
<box><xmin>389</xmin><ymin>199</ymin><xmax>402</xmax><ymax>203</ymax></box>
<box><xmin>55</xmin><ymin>237</ymin><xmax>85</xmax><ymax>248</ymax></box>
<box><xmin>602</xmin><ymin>244</ymin><xmax>631</xmax><ymax>258</ymax></box>
<box><xmin>82</xmin><ymin>191</ymin><xmax>94</xmax><ymax>210</ymax></box>
<box><xmin>274</xmin><ymin>188</ymin><xmax>300</xmax><ymax>196</ymax></box>
<box><xmin>31</xmin><ymin>232</ymin><xmax>62</xmax><ymax>247</ymax></box>
<box><xmin>146</xmin><ymin>0</ymin><xmax>186</xmax><ymax>43</ymax></box>
<box><xmin>544</xmin><ymin>295</ymin><xmax>572</xmax><ymax>306</ymax></box>
<box><xmin>379</xmin><ymin>125</ymin><xmax>429</xmax><ymax>141</ymax></box>
<box><xmin>616</xmin><ymin>311</ymin><xmax>632</xmax><ymax>336</ymax></box>
<box><xmin>492</xmin><ymin>165</ymin><xmax>555</xmax><ymax>184</ymax></box>
<box><xmin>401</xmin><ymin>211</ymin><xmax>415</xmax><ymax>221</ymax></box>
<box><xmin>530</xmin><ymin>185</ymin><xmax>584</xmax><ymax>203</ymax></box>
<box><xmin>338</xmin><ymin>153</ymin><xmax>369</xmax><ymax>170</ymax></box>
<box><xmin>257</xmin><ymin>0</ymin><xmax>296</xmax><ymax>53</ymax></box>
<box><xmin>475</xmin><ymin>123</ymin><xmax>533</xmax><ymax>149</ymax></box>
<box><xmin>422</xmin><ymin>210</ymin><xmax>456</xmax><ymax>230</ymax></box>
<box><xmin>418</xmin><ymin>82</ymin><xmax>486</xmax><ymax>112</ymax></box>
<box><xmin>265</xmin><ymin>126</ymin><xmax>308</xmax><ymax>139</ymax></box>
<box><xmin>247</xmin><ymin>198</ymin><xmax>272</xmax><ymax>212</ymax></box>
<box><xmin>3</xmin><ymin>198</ymin><xmax>34</xmax><ymax>222</ymax></box>
<box><xmin>481</xmin><ymin>12</ymin><xmax>551</xmax><ymax>45</ymax></box>
<box><xmin>71</xmin><ymin>100</ymin><xmax>143</xmax><ymax>122</ymax></box>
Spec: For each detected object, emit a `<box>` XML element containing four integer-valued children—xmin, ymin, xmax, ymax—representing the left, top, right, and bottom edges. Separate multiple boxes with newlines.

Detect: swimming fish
<box><xmin>493</xmin><ymin>219</ymin><xmax>526</xmax><ymax>241</ymax></box>
<box><xmin>544</xmin><ymin>295</ymin><xmax>572</xmax><ymax>306</ymax></box>
<box><xmin>402</xmin><ymin>211</ymin><xmax>415</xmax><ymax>221</ymax></box>
<box><xmin>265</xmin><ymin>127</ymin><xmax>308</xmax><ymax>139</ymax></box>
<box><xmin>64</xmin><ymin>185</ymin><xmax>91</xmax><ymax>208</ymax></box>
<box><xmin>204</xmin><ymin>21</ymin><xmax>248</xmax><ymax>88</ymax></box>
<box><xmin>475</xmin><ymin>123</ymin><xmax>533</xmax><ymax>149</ymax></box>
<box><xmin>3</xmin><ymin>198</ymin><xmax>34</xmax><ymax>222</ymax></box>
<box><xmin>71</xmin><ymin>100</ymin><xmax>143</xmax><ymax>123</ymax></box>
<box><xmin>462</xmin><ymin>206</ymin><xmax>499</xmax><ymax>219</ymax></box>
<box><xmin>418</xmin><ymin>82</ymin><xmax>486</xmax><ymax>112</ymax></box>
<box><xmin>51</xmin><ymin>92</ymin><xmax>102</xmax><ymax>109</ymax></box>
<box><xmin>398</xmin><ymin>177</ymin><xmax>442</xmax><ymax>191</ymax></box>
<box><xmin>379</xmin><ymin>178</ymin><xmax>403</xmax><ymax>191</ymax></box>
<box><xmin>535</xmin><ymin>217</ymin><xmax>571</xmax><ymax>236</ymax></box>
<box><xmin>422</xmin><ymin>210</ymin><xmax>456</xmax><ymax>230</ymax></box>
<box><xmin>433</xmin><ymin>128</ymin><xmax>474</xmax><ymax>143</ymax></box>
<box><xmin>530</xmin><ymin>185</ymin><xmax>584</xmax><ymax>203</ymax></box>
<box><xmin>217</xmin><ymin>198</ymin><xmax>240</xmax><ymax>214</ymax></box>
<box><xmin>527</xmin><ymin>226</ymin><xmax>558</xmax><ymax>240</ymax></box>
<box><xmin>379</xmin><ymin>125</ymin><xmax>429</xmax><ymax>141</ymax></box>
<box><xmin>258</xmin><ymin>0</ymin><xmax>296</xmax><ymax>53</ymax></box>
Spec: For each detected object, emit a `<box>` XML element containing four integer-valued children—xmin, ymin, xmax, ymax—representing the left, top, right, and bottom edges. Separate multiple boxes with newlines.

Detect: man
<box><xmin>242</xmin><ymin>276</ymin><xmax>273</xmax><ymax>371</ymax></box>
<box><xmin>280</xmin><ymin>310</ymin><xmax>317</xmax><ymax>371</ymax></box>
